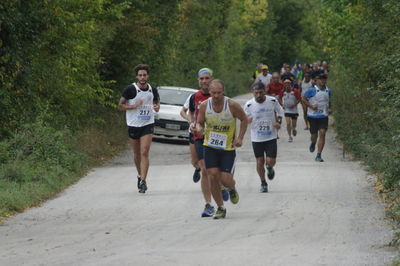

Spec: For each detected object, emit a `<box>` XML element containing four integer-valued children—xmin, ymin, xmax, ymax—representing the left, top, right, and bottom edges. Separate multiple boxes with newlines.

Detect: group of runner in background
<box><xmin>251</xmin><ymin>61</ymin><xmax>331</xmax><ymax>158</ymax></box>
<box><xmin>119</xmin><ymin>62</ymin><xmax>332</xmax><ymax>219</ymax></box>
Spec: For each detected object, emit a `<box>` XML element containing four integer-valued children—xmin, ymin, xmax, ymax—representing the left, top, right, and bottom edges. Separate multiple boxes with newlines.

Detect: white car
<box><xmin>154</xmin><ymin>86</ymin><xmax>197</xmax><ymax>141</ymax></box>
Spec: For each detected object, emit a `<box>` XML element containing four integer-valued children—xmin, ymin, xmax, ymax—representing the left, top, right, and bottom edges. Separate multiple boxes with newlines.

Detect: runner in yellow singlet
<box><xmin>196</xmin><ymin>79</ymin><xmax>248</xmax><ymax>219</ymax></box>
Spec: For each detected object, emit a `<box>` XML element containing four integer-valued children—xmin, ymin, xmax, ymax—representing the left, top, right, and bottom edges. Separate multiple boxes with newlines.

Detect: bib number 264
<box><xmin>208</xmin><ymin>132</ymin><xmax>227</xmax><ymax>149</ymax></box>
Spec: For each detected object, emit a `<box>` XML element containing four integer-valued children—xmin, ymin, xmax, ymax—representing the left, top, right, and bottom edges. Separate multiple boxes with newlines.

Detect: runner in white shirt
<box><xmin>253</xmin><ymin>65</ymin><xmax>272</xmax><ymax>88</ymax></box>
<box><xmin>118</xmin><ymin>64</ymin><xmax>160</xmax><ymax>193</ymax></box>
<box><xmin>244</xmin><ymin>82</ymin><xmax>284</xmax><ymax>192</ymax></box>
<box><xmin>279</xmin><ymin>79</ymin><xmax>301</xmax><ymax>143</ymax></box>
<box><xmin>302</xmin><ymin>73</ymin><xmax>332</xmax><ymax>162</ymax></box>
<box><xmin>180</xmin><ymin>93</ymin><xmax>201</xmax><ymax>183</ymax></box>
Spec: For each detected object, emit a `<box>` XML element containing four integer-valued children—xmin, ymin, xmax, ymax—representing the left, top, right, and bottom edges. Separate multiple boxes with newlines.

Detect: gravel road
<box><xmin>0</xmin><ymin>94</ymin><xmax>397</xmax><ymax>266</ymax></box>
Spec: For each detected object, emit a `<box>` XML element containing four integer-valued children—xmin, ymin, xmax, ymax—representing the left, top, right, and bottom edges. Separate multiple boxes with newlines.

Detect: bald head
<box><xmin>271</xmin><ymin>72</ymin><xmax>280</xmax><ymax>82</ymax></box>
<box><xmin>209</xmin><ymin>79</ymin><xmax>225</xmax><ymax>102</ymax></box>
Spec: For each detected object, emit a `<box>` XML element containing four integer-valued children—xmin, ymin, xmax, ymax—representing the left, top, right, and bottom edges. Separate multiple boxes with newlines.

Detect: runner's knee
<box><xmin>140</xmin><ymin>148</ymin><xmax>150</xmax><ymax>157</ymax></box>
<box><xmin>256</xmin><ymin>158</ymin><xmax>265</xmax><ymax>166</ymax></box>
<box><xmin>207</xmin><ymin>169</ymin><xmax>219</xmax><ymax>180</ymax></box>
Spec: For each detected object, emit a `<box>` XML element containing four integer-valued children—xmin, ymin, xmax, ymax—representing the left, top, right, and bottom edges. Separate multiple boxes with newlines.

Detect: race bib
<box><xmin>138</xmin><ymin>105</ymin><xmax>152</xmax><ymax>120</ymax></box>
<box><xmin>208</xmin><ymin>132</ymin><xmax>227</xmax><ymax>149</ymax></box>
<box><xmin>315</xmin><ymin>103</ymin><xmax>326</xmax><ymax>115</ymax></box>
<box><xmin>256</xmin><ymin>121</ymin><xmax>272</xmax><ymax>136</ymax></box>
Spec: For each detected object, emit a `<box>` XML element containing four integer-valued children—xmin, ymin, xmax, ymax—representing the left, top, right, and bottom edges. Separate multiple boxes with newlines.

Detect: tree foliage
<box><xmin>2</xmin><ymin>0</ymin><xmax>319</xmax><ymax>137</ymax></box>
<box><xmin>313</xmin><ymin>0</ymin><xmax>400</xmax><ymax>222</ymax></box>
<box><xmin>1</xmin><ymin>0</ymin><xmax>400</xmax><ymax>223</ymax></box>
<box><xmin>0</xmin><ymin>0</ymin><xmax>127</xmax><ymax>136</ymax></box>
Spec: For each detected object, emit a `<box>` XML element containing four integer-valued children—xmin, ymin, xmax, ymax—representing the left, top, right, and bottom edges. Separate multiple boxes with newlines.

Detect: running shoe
<box><xmin>309</xmin><ymin>142</ymin><xmax>316</xmax><ymax>153</ymax></box>
<box><xmin>222</xmin><ymin>188</ymin><xmax>230</xmax><ymax>201</ymax></box>
<box><xmin>293</xmin><ymin>129</ymin><xmax>297</xmax><ymax>136</ymax></box>
<box><xmin>229</xmin><ymin>189</ymin><xmax>239</xmax><ymax>204</ymax></box>
<box><xmin>267</xmin><ymin>167</ymin><xmax>275</xmax><ymax>180</ymax></box>
<box><xmin>193</xmin><ymin>168</ymin><xmax>201</xmax><ymax>183</ymax></box>
<box><xmin>137</xmin><ymin>176</ymin><xmax>141</xmax><ymax>189</ymax></box>
<box><xmin>201</xmin><ymin>203</ymin><xmax>215</xmax><ymax>217</ymax></box>
<box><xmin>288</xmin><ymin>136</ymin><xmax>293</xmax><ymax>142</ymax></box>
<box><xmin>139</xmin><ymin>180</ymin><xmax>147</xmax><ymax>193</ymax></box>
<box><xmin>213</xmin><ymin>206</ymin><xmax>226</xmax><ymax>219</ymax></box>
<box><xmin>260</xmin><ymin>183</ymin><xmax>268</xmax><ymax>193</ymax></box>
<box><xmin>315</xmin><ymin>155</ymin><xmax>324</xmax><ymax>162</ymax></box>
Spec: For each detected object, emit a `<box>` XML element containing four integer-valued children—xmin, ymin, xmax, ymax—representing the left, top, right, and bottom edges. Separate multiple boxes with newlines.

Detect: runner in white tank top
<box><xmin>302</xmin><ymin>73</ymin><xmax>332</xmax><ymax>162</ymax></box>
<box><xmin>125</xmin><ymin>83</ymin><xmax>155</xmax><ymax>127</ymax></box>
<box><xmin>118</xmin><ymin>64</ymin><xmax>160</xmax><ymax>193</ymax></box>
<box><xmin>280</xmin><ymin>79</ymin><xmax>301</xmax><ymax>142</ymax></box>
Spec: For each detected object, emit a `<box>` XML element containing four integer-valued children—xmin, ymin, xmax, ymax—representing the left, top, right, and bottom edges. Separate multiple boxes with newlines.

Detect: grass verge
<box><xmin>330</xmin><ymin>73</ymin><xmax>400</xmax><ymax>256</ymax></box>
<box><xmin>0</xmin><ymin>111</ymin><xmax>127</xmax><ymax>221</ymax></box>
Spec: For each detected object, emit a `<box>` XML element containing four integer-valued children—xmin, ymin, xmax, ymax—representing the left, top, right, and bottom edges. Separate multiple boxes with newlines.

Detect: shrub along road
<box><xmin>0</xmin><ymin>94</ymin><xmax>397</xmax><ymax>265</ymax></box>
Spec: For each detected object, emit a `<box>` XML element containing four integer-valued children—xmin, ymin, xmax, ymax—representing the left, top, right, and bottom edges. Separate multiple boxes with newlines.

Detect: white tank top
<box><xmin>126</xmin><ymin>83</ymin><xmax>155</xmax><ymax>127</ymax></box>
<box><xmin>301</xmin><ymin>79</ymin><xmax>313</xmax><ymax>96</ymax></box>
<box><xmin>282</xmin><ymin>91</ymin><xmax>298</xmax><ymax>114</ymax></box>
<box><xmin>307</xmin><ymin>86</ymin><xmax>330</xmax><ymax>118</ymax></box>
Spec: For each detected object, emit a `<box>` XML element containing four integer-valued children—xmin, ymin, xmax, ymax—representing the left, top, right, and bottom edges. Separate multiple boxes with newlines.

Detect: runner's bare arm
<box><xmin>118</xmin><ymin>97</ymin><xmax>143</xmax><ymax>111</ymax></box>
<box><xmin>229</xmin><ymin>100</ymin><xmax>248</xmax><ymax>147</ymax></box>
<box><xmin>188</xmin><ymin>110</ymin><xmax>196</xmax><ymax>131</ymax></box>
<box><xmin>243</xmin><ymin>104</ymin><xmax>253</xmax><ymax>123</ymax></box>
<box><xmin>153</xmin><ymin>99</ymin><xmax>160</xmax><ymax>112</ymax></box>
<box><xmin>299</xmin><ymin>81</ymin><xmax>303</xmax><ymax>95</ymax></box>
<box><xmin>278</xmin><ymin>96</ymin><xmax>283</xmax><ymax>106</ymax></box>
<box><xmin>273</xmin><ymin>102</ymin><xmax>284</xmax><ymax>129</ymax></box>
<box><xmin>195</xmin><ymin>101</ymin><xmax>207</xmax><ymax>134</ymax></box>
<box><xmin>180</xmin><ymin>107</ymin><xmax>189</xmax><ymax>121</ymax></box>
<box><xmin>301</xmin><ymin>96</ymin><xmax>317</xmax><ymax>110</ymax></box>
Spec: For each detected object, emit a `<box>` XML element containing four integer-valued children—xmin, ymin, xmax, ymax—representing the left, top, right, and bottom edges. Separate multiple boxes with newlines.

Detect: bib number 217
<box><xmin>139</xmin><ymin>110</ymin><xmax>150</xmax><ymax>116</ymax></box>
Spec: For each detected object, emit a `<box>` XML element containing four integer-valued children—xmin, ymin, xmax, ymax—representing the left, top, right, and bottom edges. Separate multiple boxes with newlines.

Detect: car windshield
<box><xmin>158</xmin><ymin>88</ymin><xmax>195</xmax><ymax>106</ymax></box>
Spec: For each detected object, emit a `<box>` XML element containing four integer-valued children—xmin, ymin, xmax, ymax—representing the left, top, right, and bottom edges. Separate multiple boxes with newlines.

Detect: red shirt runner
<box><xmin>189</xmin><ymin>90</ymin><xmax>210</xmax><ymax>140</ymax></box>
<box><xmin>268</xmin><ymin>81</ymin><xmax>284</xmax><ymax>97</ymax></box>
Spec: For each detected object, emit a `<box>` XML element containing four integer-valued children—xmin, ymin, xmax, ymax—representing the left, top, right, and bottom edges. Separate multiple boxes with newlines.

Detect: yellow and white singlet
<box><xmin>203</xmin><ymin>97</ymin><xmax>236</xmax><ymax>151</ymax></box>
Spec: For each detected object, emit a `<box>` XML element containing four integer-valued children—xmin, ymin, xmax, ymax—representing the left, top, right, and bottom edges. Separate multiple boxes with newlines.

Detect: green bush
<box><xmin>0</xmin><ymin>114</ymin><xmax>86</xmax><ymax>215</ymax></box>
<box><xmin>316</xmin><ymin>0</ymin><xmax>400</xmax><ymax>224</ymax></box>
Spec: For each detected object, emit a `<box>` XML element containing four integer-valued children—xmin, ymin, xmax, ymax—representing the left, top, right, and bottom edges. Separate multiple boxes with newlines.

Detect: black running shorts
<box><xmin>252</xmin><ymin>139</ymin><xmax>277</xmax><ymax>158</ymax></box>
<box><xmin>284</xmin><ymin>113</ymin><xmax>299</xmax><ymax>119</ymax></box>
<box><xmin>204</xmin><ymin>146</ymin><xmax>236</xmax><ymax>173</ymax></box>
<box><xmin>308</xmin><ymin>117</ymin><xmax>328</xmax><ymax>134</ymax></box>
<box><xmin>194</xmin><ymin>139</ymin><xmax>205</xmax><ymax>160</ymax></box>
<box><xmin>128</xmin><ymin>123</ymin><xmax>154</xmax><ymax>140</ymax></box>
